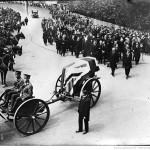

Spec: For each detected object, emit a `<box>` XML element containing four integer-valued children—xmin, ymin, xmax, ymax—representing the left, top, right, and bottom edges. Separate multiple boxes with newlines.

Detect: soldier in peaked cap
<box><xmin>2</xmin><ymin>71</ymin><xmax>24</xmax><ymax>108</ymax></box>
<box><xmin>8</xmin><ymin>73</ymin><xmax>33</xmax><ymax>113</ymax></box>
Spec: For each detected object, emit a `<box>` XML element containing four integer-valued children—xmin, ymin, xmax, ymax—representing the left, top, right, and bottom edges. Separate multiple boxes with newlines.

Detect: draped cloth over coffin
<box><xmin>61</xmin><ymin>57</ymin><xmax>97</xmax><ymax>95</ymax></box>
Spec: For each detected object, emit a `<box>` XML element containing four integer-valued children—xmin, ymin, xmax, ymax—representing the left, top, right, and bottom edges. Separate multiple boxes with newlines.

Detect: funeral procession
<box><xmin>0</xmin><ymin>0</ymin><xmax>150</xmax><ymax>146</ymax></box>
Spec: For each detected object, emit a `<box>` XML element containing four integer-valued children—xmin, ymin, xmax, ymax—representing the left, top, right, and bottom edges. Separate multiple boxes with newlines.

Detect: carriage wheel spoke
<box><xmin>36</xmin><ymin>116</ymin><xmax>46</xmax><ymax>121</ymax></box>
<box><xmin>26</xmin><ymin>120</ymin><xmax>32</xmax><ymax>133</ymax></box>
<box><xmin>33</xmin><ymin>102</ymin><xmax>39</xmax><ymax>114</ymax></box>
<box><xmin>92</xmin><ymin>90</ymin><xmax>99</xmax><ymax>93</ymax></box>
<box><xmin>35</xmin><ymin>119</ymin><xmax>42</xmax><ymax>128</ymax></box>
<box><xmin>36</xmin><ymin>111</ymin><xmax>47</xmax><ymax>116</ymax></box>
<box><xmin>93</xmin><ymin>85</ymin><xmax>99</xmax><ymax>91</ymax></box>
<box><xmin>92</xmin><ymin>94</ymin><xmax>97</xmax><ymax>98</ymax></box>
<box><xmin>92</xmin><ymin>81</ymin><xmax>96</xmax><ymax>89</ymax></box>
<box><xmin>36</xmin><ymin>104</ymin><xmax>45</xmax><ymax>113</ymax></box>
<box><xmin>17</xmin><ymin>113</ymin><xmax>29</xmax><ymax>118</ymax></box>
<box><xmin>91</xmin><ymin>96</ymin><xmax>95</xmax><ymax>105</ymax></box>
<box><xmin>32</xmin><ymin>120</ymin><xmax>35</xmax><ymax>133</ymax></box>
<box><xmin>19</xmin><ymin>119</ymin><xmax>28</xmax><ymax>130</ymax></box>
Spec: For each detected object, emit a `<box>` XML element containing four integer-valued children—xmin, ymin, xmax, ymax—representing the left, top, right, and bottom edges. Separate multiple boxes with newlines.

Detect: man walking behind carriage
<box><xmin>1</xmin><ymin>71</ymin><xmax>24</xmax><ymax>108</ymax></box>
<box><xmin>124</xmin><ymin>50</ymin><xmax>132</xmax><ymax>79</ymax></box>
<box><xmin>109</xmin><ymin>47</ymin><xmax>117</xmax><ymax>77</ymax></box>
<box><xmin>76</xmin><ymin>89</ymin><xmax>91</xmax><ymax>134</ymax></box>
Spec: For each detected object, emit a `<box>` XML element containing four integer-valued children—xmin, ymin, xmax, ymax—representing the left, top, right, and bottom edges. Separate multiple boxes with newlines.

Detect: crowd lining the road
<box><xmin>1</xmin><ymin>1</ymin><xmax>150</xmax><ymax>79</ymax></box>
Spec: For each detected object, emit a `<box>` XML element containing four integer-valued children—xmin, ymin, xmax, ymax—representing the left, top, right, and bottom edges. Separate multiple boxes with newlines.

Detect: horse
<box><xmin>0</xmin><ymin>53</ymin><xmax>14</xmax><ymax>86</ymax></box>
<box><xmin>12</xmin><ymin>45</ymin><xmax>22</xmax><ymax>56</ymax></box>
<box><xmin>20</xmin><ymin>21</ymin><xmax>25</xmax><ymax>26</ymax></box>
<box><xmin>9</xmin><ymin>32</ymin><xmax>25</xmax><ymax>46</ymax></box>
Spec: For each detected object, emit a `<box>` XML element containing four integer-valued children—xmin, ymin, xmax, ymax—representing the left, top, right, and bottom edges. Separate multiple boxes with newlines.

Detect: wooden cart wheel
<box><xmin>14</xmin><ymin>99</ymin><xmax>50</xmax><ymax>136</ymax></box>
<box><xmin>0</xmin><ymin>92</ymin><xmax>5</xmax><ymax>105</ymax></box>
<box><xmin>80</xmin><ymin>78</ymin><xmax>101</xmax><ymax>108</ymax></box>
<box><xmin>55</xmin><ymin>75</ymin><xmax>62</xmax><ymax>93</ymax></box>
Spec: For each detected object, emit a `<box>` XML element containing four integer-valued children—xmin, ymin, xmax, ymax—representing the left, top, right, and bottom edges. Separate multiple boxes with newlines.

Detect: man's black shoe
<box><xmin>76</xmin><ymin>130</ymin><xmax>82</xmax><ymax>133</ymax></box>
<box><xmin>83</xmin><ymin>131</ymin><xmax>88</xmax><ymax>134</ymax></box>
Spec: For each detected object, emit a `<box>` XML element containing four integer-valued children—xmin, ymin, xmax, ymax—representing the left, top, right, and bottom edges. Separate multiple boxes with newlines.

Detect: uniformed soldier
<box><xmin>2</xmin><ymin>71</ymin><xmax>24</xmax><ymax>108</ymax></box>
<box><xmin>8</xmin><ymin>74</ymin><xmax>33</xmax><ymax>113</ymax></box>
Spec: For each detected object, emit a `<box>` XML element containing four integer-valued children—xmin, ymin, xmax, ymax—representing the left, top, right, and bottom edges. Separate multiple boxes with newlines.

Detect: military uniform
<box><xmin>3</xmin><ymin>71</ymin><xmax>24</xmax><ymax>107</ymax></box>
<box><xmin>9</xmin><ymin>74</ymin><xmax>33</xmax><ymax>112</ymax></box>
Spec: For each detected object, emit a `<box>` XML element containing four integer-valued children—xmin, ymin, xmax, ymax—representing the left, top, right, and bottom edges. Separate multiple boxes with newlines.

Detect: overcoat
<box><xmin>78</xmin><ymin>95</ymin><xmax>91</xmax><ymax>121</ymax></box>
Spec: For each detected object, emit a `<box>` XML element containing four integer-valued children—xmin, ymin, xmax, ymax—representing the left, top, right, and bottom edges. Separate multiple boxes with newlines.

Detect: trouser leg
<box><xmin>4</xmin><ymin>90</ymin><xmax>16</xmax><ymax>106</ymax></box>
<box><xmin>125</xmin><ymin>68</ymin><xmax>130</xmax><ymax>77</ymax></box>
<box><xmin>111</xmin><ymin>68</ymin><xmax>115</xmax><ymax>76</ymax></box>
<box><xmin>4</xmin><ymin>89</ymin><xmax>12</xmax><ymax>100</ymax></box>
<box><xmin>11</xmin><ymin>97</ymin><xmax>22</xmax><ymax>112</ymax></box>
<box><xmin>78</xmin><ymin>114</ymin><xmax>83</xmax><ymax>131</ymax></box>
<box><xmin>84</xmin><ymin>118</ymin><xmax>89</xmax><ymax>132</ymax></box>
<box><xmin>9</xmin><ymin>93</ymin><xmax>20</xmax><ymax>109</ymax></box>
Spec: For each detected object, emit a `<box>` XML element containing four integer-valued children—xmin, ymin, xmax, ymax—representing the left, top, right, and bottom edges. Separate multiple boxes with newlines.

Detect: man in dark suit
<box><xmin>124</xmin><ymin>50</ymin><xmax>132</xmax><ymax>79</ymax></box>
<box><xmin>109</xmin><ymin>47</ymin><xmax>117</xmax><ymax>77</ymax></box>
<box><xmin>76</xmin><ymin>89</ymin><xmax>91</xmax><ymax>134</ymax></box>
<box><xmin>24</xmin><ymin>17</ymin><xmax>28</xmax><ymax>26</ymax></box>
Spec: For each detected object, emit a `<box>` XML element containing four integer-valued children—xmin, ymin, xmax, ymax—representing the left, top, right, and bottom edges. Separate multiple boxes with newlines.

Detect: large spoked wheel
<box><xmin>14</xmin><ymin>99</ymin><xmax>50</xmax><ymax>136</ymax></box>
<box><xmin>55</xmin><ymin>75</ymin><xmax>62</xmax><ymax>93</ymax></box>
<box><xmin>0</xmin><ymin>92</ymin><xmax>5</xmax><ymax>105</ymax></box>
<box><xmin>80</xmin><ymin>78</ymin><xmax>101</xmax><ymax>108</ymax></box>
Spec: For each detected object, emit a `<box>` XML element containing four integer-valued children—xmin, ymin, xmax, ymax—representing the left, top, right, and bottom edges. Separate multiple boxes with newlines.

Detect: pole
<box><xmin>25</xmin><ymin>1</ymin><xmax>28</xmax><ymax>16</ymax></box>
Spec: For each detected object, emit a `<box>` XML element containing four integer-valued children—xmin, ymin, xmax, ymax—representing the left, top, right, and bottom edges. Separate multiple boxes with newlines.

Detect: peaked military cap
<box><xmin>15</xmin><ymin>70</ymin><xmax>21</xmax><ymax>75</ymax></box>
<box><xmin>24</xmin><ymin>74</ymin><xmax>31</xmax><ymax>78</ymax></box>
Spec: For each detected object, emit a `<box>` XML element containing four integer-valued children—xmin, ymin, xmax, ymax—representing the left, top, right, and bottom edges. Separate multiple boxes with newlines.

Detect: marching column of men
<box><xmin>40</xmin><ymin>3</ymin><xmax>145</xmax><ymax>79</ymax></box>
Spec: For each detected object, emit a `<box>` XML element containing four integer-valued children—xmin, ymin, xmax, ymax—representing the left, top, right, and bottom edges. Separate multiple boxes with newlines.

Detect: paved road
<box><xmin>0</xmin><ymin>3</ymin><xmax>150</xmax><ymax>146</ymax></box>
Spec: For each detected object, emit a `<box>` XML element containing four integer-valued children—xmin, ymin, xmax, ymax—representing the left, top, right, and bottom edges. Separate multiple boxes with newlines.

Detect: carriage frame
<box><xmin>0</xmin><ymin>57</ymin><xmax>101</xmax><ymax>136</ymax></box>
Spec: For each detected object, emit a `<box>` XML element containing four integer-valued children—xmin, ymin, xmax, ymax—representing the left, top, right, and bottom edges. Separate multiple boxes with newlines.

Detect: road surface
<box><xmin>0</xmin><ymin>3</ymin><xmax>150</xmax><ymax>146</ymax></box>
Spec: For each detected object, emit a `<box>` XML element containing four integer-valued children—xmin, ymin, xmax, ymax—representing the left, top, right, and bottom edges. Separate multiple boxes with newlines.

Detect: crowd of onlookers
<box><xmin>0</xmin><ymin>7</ymin><xmax>21</xmax><ymax>47</ymax></box>
<box><xmin>68</xmin><ymin>0</ymin><xmax>150</xmax><ymax>33</ymax></box>
<box><xmin>1</xmin><ymin>1</ymin><xmax>150</xmax><ymax>79</ymax></box>
<box><xmin>0</xmin><ymin>6</ymin><xmax>27</xmax><ymax>72</ymax></box>
<box><xmin>1</xmin><ymin>1</ymin><xmax>53</xmax><ymax>10</ymax></box>
<box><xmin>41</xmin><ymin>3</ymin><xmax>149</xmax><ymax>79</ymax></box>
